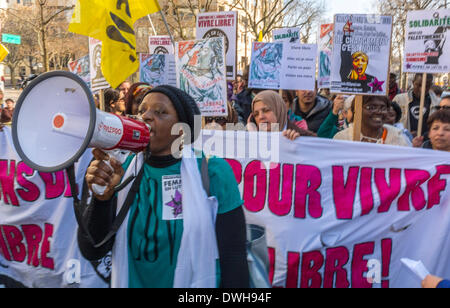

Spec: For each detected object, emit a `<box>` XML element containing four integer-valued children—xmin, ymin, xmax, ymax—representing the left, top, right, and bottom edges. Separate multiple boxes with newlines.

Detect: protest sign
<box><xmin>149</xmin><ymin>35</ymin><xmax>174</xmax><ymax>54</ymax></box>
<box><xmin>404</xmin><ymin>9</ymin><xmax>450</xmax><ymax>73</ymax></box>
<box><xmin>249</xmin><ymin>42</ymin><xmax>317</xmax><ymax>90</ymax></box>
<box><xmin>176</xmin><ymin>37</ymin><xmax>228</xmax><ymax>116</ymax></box>
<box><xmin>272</xmin><ymin>27</ymin><xmax>301</xmax><ymax>44</ymax></box>
<box><xmin>198</xmin><ymin>130</ymin><xmax>450</xmax><ymax>288</ymax></box>
<box><xmin>196</xmin><ymin>11</ymin><xmax>237</xmax><ymax>80</ymax></box>
<box><xmin>0</xmin><ymin>127</ymin><xmax>110</xmax><ymax>288</ymax></box>
<box><xmin>330</xmin><ymin>14</ymin><xmax>393</xmax><ymax>95</ymax></box>
<box><xmin>318</xmin><ymin>24</ymin><xmax>334</xmax><ymax>88</ymax></box>
<box><xmin>89</xmin><ymin>38</ymin><xmax>110</xmax><ymax>93</ymax></box>
<box><xmin>139</xmin><ymin>53</ymin><xmax>176</xmax><ymax>87</ymax></box>
<box><xmin>68</xmin><ymin>54</ymin><xmax>90</xmax><ymax>88</ymax></box>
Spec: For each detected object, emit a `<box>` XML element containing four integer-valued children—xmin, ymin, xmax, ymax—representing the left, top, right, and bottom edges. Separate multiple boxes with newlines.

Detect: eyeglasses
<box><xmin>364</xmin><ymin>105</ymin><xmax>388</xmax><ymax>113</ymax></box>
<box><xmin>204</xmin><ymin>117</ymin><xmax>228</xmax><ymax>126</ymax></box>
<box><xmin>434</xmin><ymin>106</ymin><xmax>450</xmax><ymax>111</ymax></box>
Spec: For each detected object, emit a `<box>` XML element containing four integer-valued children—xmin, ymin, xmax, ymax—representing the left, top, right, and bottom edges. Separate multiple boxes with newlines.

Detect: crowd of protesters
<box><xmin>1</xmin><ymin>70</ymin><xmax>449</xmax><ymax>289</ymax></box>
<box><xmin>88</xmin><ymin>73</ymin><xmax>449</xmax><ymax>288</ymax></box>
<box><xmin>0</xmin><ymin>89</ymin><xmax>15</xmax><ymax>128</ymax></box>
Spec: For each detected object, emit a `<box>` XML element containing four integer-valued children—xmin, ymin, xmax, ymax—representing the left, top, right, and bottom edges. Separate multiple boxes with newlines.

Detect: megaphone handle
<box><xmin>91</xmin><ymin>160</ymin><xmax>113</xmax><ymax>196</ymax></box>
<box><xmin>90</xmin><ymin>149</ymin><xmax>130</xmax><ymax>196</ymax></box>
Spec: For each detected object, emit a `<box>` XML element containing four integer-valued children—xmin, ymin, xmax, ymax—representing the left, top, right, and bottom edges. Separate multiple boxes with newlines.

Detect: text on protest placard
<box><xmin>330</xmin><ymin>14</ymin><xmax>393</xmax><ymax>95</ymax></box>
<box><xmin>249</xmin><ymin>42</ymin><xmax>317</xmax><ymax>91</ymax></box>
<box><xmin>196</xmin><ymin>12</ymin><xmax>237</xmax><ymax>80</ymax></box>
<box><xmin>404</xmin><ymin>9</ymin><xmax>450</xmax><ymax>73</ymax></box>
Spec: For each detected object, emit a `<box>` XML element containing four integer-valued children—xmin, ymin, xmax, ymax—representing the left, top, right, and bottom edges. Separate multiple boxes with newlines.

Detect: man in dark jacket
<box><xmin>294</xmin><ymin>88</ymin><xmax>332</xmax><ymax>133</ymax></box>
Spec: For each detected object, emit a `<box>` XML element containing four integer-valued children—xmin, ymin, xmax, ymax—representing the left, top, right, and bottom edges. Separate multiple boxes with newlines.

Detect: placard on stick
<box><xmin>196</xmin><ymin>11</ymin><xmax>237</xmax><ymax>80</ymax></box>
<box><xmin>176</xmin><ymin>37</ymin><xmax>228</xmax><ymax>116</ymax></box>
<box><xmin>248</xmin><ymin>42</ymin><xmax>317</xmax><ymax>91</ymax></box>
<box><xmin>140</xmin><ymin>53</ymin><xmax>176</xmax><ymax>87</ymax></box>
<box><xmin>404</xmin><ymin>9</ymin><xmax>450</xmax><ymax>74</ymax></box>
<box><xmin>89</xmin><ymin>38</ymin><xmax>110</xmax><ymax>93</ymax></box>
<box><xmin>272</xmin><ymin>27</ymin><xmax>301</xmax><ymax>44</ymax></box>
<box><xmin>318</xmin><ymin>24</ymin><xmax>334</xmax><ymax>89</ymax></box>
<box><xmin>149</xmin><ymin>35</ymin><xmax>174</xmax><ymax>55</ymax></box>
<box><xmin>404</xmin><ymin>9</ymin><xmax>450</xmax><ymax>137</ymax></box>
<box><xmin>330</xmin><ymin>14</ymin><xmax>393</xmax><ymax>96</ymax></box>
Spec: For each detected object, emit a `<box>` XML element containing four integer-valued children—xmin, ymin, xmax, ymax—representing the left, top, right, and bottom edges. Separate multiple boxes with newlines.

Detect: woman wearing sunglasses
<box><xmin>204</xmin><ymin>101</ymin><xmax>239</xmax><ymax>130</ymax></box>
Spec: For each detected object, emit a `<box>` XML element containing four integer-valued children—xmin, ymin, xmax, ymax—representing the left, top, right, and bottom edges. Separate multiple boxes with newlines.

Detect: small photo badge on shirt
<box><xmin>162</xmin><ymin>175</ymin><xmax>183</xmax><ymax>220</ymax></box>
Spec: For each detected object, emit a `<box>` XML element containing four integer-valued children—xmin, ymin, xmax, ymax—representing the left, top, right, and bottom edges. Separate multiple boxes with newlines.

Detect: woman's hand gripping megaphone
<box><xmin>86</xmin><ymin>149</ymin><xmax>126</xmax><ymax>200</ymax></box>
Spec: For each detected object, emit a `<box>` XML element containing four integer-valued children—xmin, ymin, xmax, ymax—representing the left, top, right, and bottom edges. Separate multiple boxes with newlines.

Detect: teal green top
<box><xmin>122</xmin><ymin>155</ymin><xmax>243</xmax><ymax>288</ymax></box>
<box><xmin>317</xmin><ymin>111</ymin><xmax>339</xmax><ymax>139</ymax></box>
<box><xmin>287</xmin><ymin>109</ymin><xmax>304</xmax><ymax>123</ymax></box>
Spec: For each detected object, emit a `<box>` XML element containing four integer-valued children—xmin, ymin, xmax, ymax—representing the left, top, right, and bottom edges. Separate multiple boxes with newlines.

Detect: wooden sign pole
<box><xmin>99</xmin><ymin>89</ymin><xmax>105</xmax><ymax>111</ymax></box>
<box><xmin>352</xmin><ymin>95</ymin><xmax>363</xmax><ymax>141</ymax></box>
<box><xmin>416</xmin><ymin>72</ymin><xmax>427</xmax><ymax>138</ymax></box>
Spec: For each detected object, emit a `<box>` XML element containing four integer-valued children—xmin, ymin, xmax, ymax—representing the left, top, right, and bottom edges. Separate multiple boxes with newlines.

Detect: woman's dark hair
<box><xmin>104</xmin><ymin>88</ymin><xmax>120</xmax><ymax>112</ymax></box>
<box><xmin>427</xmin><ymin>109</ymin><xmax>450</xmax><ymax>127</ymax></box>
<box><xmin>125</xmin><ymin>82</ymin><xmax>152</xmax><ymax>115</ymax></box>
<box><xmin>431</xmin><ymin>85</ymin><xmax>443</xmax><ymax>97</ymax></box>
<box><xmin>390</xmin><ymin>100</ymin><xmax>402</xmax><ymax>123</ymax></box>
<box><xmin>362</xmin><ymin>95</ymin><xmax>390</xmax><ymax>108</ymax></box>
<box><xmin>281</xmin><ymin>90</ymin><xmax>296</xmax><ymax>108</ymax></box>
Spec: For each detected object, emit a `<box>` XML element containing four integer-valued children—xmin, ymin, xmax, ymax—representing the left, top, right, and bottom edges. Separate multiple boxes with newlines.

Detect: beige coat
<box><xmin>333</xmin><ymin>124</ymin><xmax>411</xmax><ymax>147</ymax></box>
<box><xmin>392</xmin><ymin>90</ymin><xmax>440</xmax><ymax>132</ymax></box>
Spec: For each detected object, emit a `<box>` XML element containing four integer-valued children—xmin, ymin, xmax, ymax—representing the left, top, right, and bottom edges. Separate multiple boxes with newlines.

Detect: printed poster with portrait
<box><xmin>176</xmin><ymin>37</ymin><xmax>228</xmax><ymax>116</ymax></box>
<box><xmin>249</xmin><ymin>42</ymin><xmax>283</xmax><ymax>89</ymax></box>
<box><xmin>89</xmin><ymin>38</ymin><xmax>110</xmax><ymax>92</ymax></box>
<box><xmin>139</xmin><ymin>53</ymin><xmax>176</xmax><ymax>87</ymax></box>
<box><xmin>196</xmin><ymin>11</ymin><xmax>237</xmax><ymax>80</ymax></box>
<box><xmin>148</xmin><ymin>35</ymin><xmax>174</xmax><ymax>54</ymax></box>
<box><xmin>318</xmin><ymin>24</ymin><xmax>334</xmax><ymax>88</ymax></box>
<box><xmin>404</xmin><ymin>9</ymin><xmax>450</xmax><ymax>73</ymax></box>
<box><xmin>330</xmin><ymin>14</ymin><xmax>393</xmax><ymax>95</ymax></box>
<box><xmin>68</xmin><ymin>54</ymin><xmax>90</xmax><ymax>88</ymax></box>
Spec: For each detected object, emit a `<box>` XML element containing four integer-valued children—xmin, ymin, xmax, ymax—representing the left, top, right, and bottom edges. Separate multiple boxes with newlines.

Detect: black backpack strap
<box><xmin>67</xmin><ymin>161</ymin><xmax>145</xmax><ymax>249</ymax></box>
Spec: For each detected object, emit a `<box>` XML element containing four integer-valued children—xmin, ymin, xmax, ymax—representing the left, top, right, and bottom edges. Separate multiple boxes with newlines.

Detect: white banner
<box><xmin>200</xmin><ymin>130</ymin><xmax>450</xmax><ymax>288</ymax></box>
<box><xmin>0</xmin><ymin>127</ymin><xmax>110</xmax><ymax>288</ymax></box>
<box><xmin>196</xmin><ymin>11</ymin><xmax>237</xmax><ymax>80</ymax></box>
<box><xmin>404</xmin><ymin>9</ymin><xmax>450</xmax><ymax>73</ymax></box>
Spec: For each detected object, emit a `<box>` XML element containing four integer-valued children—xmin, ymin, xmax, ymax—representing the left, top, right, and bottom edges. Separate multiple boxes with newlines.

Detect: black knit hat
<box><xmin>145</xmin><ymin>85</ymin><xmax>201</xmax><ymax>143</ymax></box>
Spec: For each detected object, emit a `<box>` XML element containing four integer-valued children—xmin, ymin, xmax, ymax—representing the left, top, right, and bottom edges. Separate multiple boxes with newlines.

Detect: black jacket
<box><xmin>233</xmin><ymin>89</ymin><xmax>253</xmax><ymax>123</ymax></box>
<box><xmin>293</xmin><ymin>95</ymin><xmax>332</xmax><ymax>133</ymax></box>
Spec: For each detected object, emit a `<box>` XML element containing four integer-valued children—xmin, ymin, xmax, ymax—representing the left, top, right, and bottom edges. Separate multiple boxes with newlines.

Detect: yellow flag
<box><xmin>258</xmin><ymin>31</ymin><xmax>263</xmax><ymax>42</ymax></box>
<box><xmin>0</xmin><ymin>44</ymin><xmax>9</xmax><ymax>62</ymax></box>
<box><xmin>69</xmin><ymin>0</ymin><xmax>161</xmax><ymax>88</ymax></box>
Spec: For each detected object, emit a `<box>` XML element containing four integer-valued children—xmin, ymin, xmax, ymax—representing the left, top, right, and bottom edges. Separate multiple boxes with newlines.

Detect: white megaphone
<box><xmin>12</xmin><ymin>71</ymin><xmax>151</xmax><ymax>194</ymax></box>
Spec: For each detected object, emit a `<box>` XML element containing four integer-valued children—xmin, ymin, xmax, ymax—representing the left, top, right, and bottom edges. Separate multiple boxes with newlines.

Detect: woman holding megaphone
<box><xmin>78</xmin><ymin>85</ymin><xmax>249</xmax><ymax>288</ymax></box>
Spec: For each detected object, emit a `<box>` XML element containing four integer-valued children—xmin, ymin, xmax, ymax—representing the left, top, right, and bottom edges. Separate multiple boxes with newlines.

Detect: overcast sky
<box><xmin>324</xmin><ymin>0</ymin><xmax>377</xmax><ymax>21</ymax></box>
